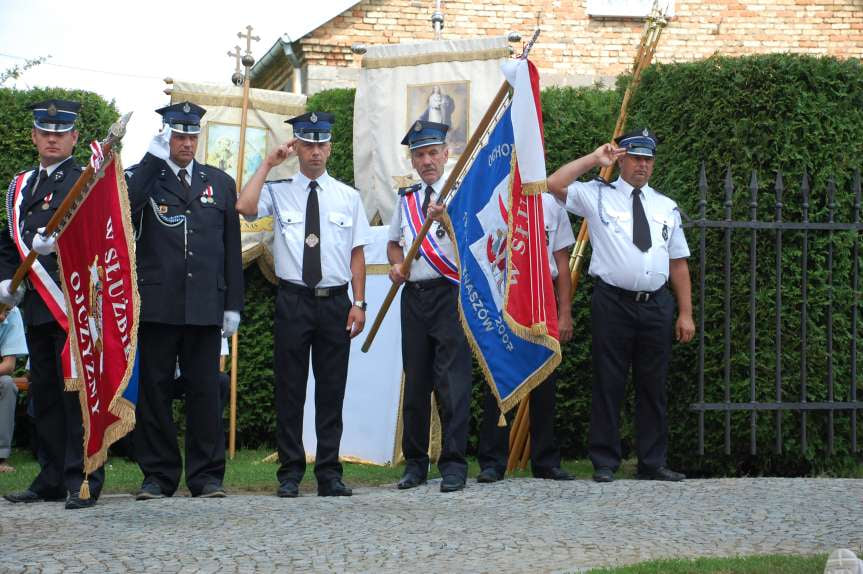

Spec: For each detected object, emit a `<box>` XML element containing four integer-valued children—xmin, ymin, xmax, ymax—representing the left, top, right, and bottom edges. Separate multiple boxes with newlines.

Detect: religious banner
<box><xmin>353</xmin><ymin>36</ymin><xmax>510</xmax><ymax>224</ymax></box>
<box><xmin>56</xmin><ymin>151</ymin><xmax>139</xmax><ymax>480</ymax></box>
<box><xmin>167</xmin><ymin>80</ymin><xmax>307</xmax><ymax>280</ymax></box>
<box><xmin>446</xmin><ymin>59</ymin><xmax>561</xmax><ymax>414</ymax></box>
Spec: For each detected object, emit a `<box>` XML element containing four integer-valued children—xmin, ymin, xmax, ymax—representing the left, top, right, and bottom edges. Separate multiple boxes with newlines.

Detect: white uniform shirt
<box><xmin>387</xmin><ymin>177</ymin><xmax>457</xmax><ymax>282</ymax></box>
<box><xmin>253</xmin><ymin>170</ymin><xmax>371</xmax><ymax>287</ymax></box>
<box><xmin>563</xmin><ymin>177</ymin><xmax>689</xmax><ymax>292</ymax></box>
<box><xmin>542</xmin><ymin>193</ymin><xmax>575</xmax><ymax>280</ymax></box>
<box><xmin>165</xmin><ymin>157</ymin><xmax>195</xmax><ymax>186</ymax></box>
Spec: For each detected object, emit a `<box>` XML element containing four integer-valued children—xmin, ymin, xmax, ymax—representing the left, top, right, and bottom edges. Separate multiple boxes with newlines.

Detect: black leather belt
<box><xmin>279</xmin><ymin>280</ymin><xmax>348</xmax><ymax>298</ymax></box>
<box><xmin>406</xmin><ymin>277</ymin><xmax>453</xmax><ymax>291</ymax></box>
<box><xmin>597</xmin><ymin>279</ymin><xmax>666</xmax><ymax>303</ymax></box>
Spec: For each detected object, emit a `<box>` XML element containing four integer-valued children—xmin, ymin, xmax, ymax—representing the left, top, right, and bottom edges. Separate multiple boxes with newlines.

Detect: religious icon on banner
<box><xmin>204</xmin><ymin>123</ymin><xmax>268</xmax><ymax>187</ymax></box>
<box><xmin>406</xmin><ymin>81</ymin><xmax>470</xmax><ymax>156</ymax></box>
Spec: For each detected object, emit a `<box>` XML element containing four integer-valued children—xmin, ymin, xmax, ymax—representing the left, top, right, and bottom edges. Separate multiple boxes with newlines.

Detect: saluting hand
<box><xmin>592</xmin><ymin>143</ymin><xmax>626</xmax><ymax>168</ymax></box>
<box><xmin>346</xmin><ymin>306</ymin><xmax>365</xmax><ymax>339</ymax></box>
<box><xmin>265</xmin><ymin>138</ymin><xmax>298</xmax><ymax>168</ymax></box>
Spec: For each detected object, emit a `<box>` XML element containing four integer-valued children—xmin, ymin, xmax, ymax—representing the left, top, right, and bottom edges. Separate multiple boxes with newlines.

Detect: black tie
<box><xmin>632</xmin><ymin>187</ymin><xmax>652</xmax><ymax>252</ymax></box>
<box><xmin>177</xmin><ymin>168</ymin><xmax>192</xmax><ymax>197</ymax></box>
<box><xmin>302</xmin><ymin>180</ymin><xmax>323</xmax><ymax>288</ymax></box>
<box><xmin>421</xmin><ymin>185</ymin><xmax>434</xmax><ymax>216</ymax></box>
<box><xmin>27</xmin><ymin>169</ymin><xmax>48</xmax><ymax>202</ymax></box>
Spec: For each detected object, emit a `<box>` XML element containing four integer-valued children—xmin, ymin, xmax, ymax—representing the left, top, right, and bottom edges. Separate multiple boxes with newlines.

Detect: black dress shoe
<box><xmin>397</xmin><ymin>472</ymin><xmax>426</xmax><ymax>490</ymax></box>
<box><xmin>4</xmin><ymin>489</ymin><xmax>57</xmax><ymax>503</ymax></box>
<box><xmin>440</xmin><ymin>475</ymin><xmax>466</xmax><ymax>493</ymax></box>
<box><xmin>196</xmin><ymin>483</ymin><xmax>227</xmax><ymax>498</ymax></box>
<box><xmin>277</xmin><ymin>480</ymin><xmax>299</xmax><ymax>498</ymax></box>
<box><xmin>476</xmin><ymin>467</ymin><xmax>503</xmax><ymax>483</ymax></box>
<box><xmin>534</xmin><ymin>467</ymin><xmax>575</xmax><ymax>481</ymax></box>
<box><xmin>636</xmin><ymin>466</ymin><xmax>685</xmax><ymax>482</ymax></box>
<box><xmin>593</xmin><ymin>467</ymin><xmax>614</xmax><ymax>483</ymax></box>
<box><xmin>318</xmin><ymin>478</ymin><xmax>352</xmax><ymax>497</ymax></box>
<box><xmin>65</xmin><ymin>492</ymin><xmax>97</xmax><ymax>510</ymax></box>
<box><xmin>135</xmin><ymin>482</ymin><xmax>165</xmax><ymax>501</ymax></box>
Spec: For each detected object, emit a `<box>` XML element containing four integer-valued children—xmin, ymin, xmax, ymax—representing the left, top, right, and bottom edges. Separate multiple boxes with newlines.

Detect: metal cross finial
<box><xmin>228</xmin><ymin>45</ymin><xmax>242</xmax><ymax>74</ymax></box>
<box><xmin>238</xmin><ymin>25</ymin><xmax>260</xmax><ymax>57</ymax></box>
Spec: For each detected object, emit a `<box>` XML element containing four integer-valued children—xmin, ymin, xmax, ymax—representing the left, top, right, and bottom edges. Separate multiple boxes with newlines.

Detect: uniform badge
<box><xmin>54</xmin><ymin>170</ymin><xmax>63</xmax><ymax>181</ymax></box>
<box><xmin>158</xmin><ymin>205</ymin><xmax>168</xmax><ymax>214</ymax></box>
<box><xmin>47</xmin><ymin>103</ymin><xmax>57</xmax><ymax>116</ymax></box>
<box><xmin>200</xmin><ymin>196</ymin><xmax>210</xmax><ymax>204</ymax></box>
<box><xmin>305</xmin><ymin>233</ymin><xmax>319</xmax><ymax>248</ymax></box>
<box><xmin>662</xmin><ymin>224</ymin><xmax>668</xmax><ymax>241</ymax></box>
<box><xmin>642</xmin><ymin>128</ymin><xmax>649</xmax><ymax>137</ymax></box>
<box><xmin>435</xmin><ymin>225</ymin><xmax>446</xmax><ymax>239</ymax></box>
<box><xmin>413</xmin><ymin>121</ymin><xmax>423</xmax><ymax>132</ymax></box>
<box><xmin>183</xmin><ymin>102</ymin><xmax>191</xmax><ymax>113</ymax></box>
<box><xmin>40</xmin><ymin>202</ymin><xmax>50</xmax><ymax>211</ymax></box>
<box><xmin>310</xmin><ymin>112</ymin><xmax>318</xmax><ymax>123</ymax></box>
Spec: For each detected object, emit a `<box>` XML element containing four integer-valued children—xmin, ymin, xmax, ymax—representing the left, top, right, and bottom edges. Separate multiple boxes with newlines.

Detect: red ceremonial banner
<box><xmin>57</xmin><ymin>154</ymin><xmax>139</xmax><ymax>474</ymax></box>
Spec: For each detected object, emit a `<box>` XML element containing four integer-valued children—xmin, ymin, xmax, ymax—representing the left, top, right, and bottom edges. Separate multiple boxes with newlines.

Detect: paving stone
<box><xmin>2</xmin><ymin>478</ymin><xmax>861</xmax><ymax>572</ymax></box>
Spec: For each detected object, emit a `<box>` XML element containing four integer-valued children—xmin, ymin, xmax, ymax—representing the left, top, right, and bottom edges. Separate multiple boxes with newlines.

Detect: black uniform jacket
<box><xmin>125</xmin><ymin>153</ymin><xmax>243</xmax><ymax>326</ymax></box>
<box><xmin>0</xmin><ymin>157</ymin><xmax>80</xmax><ymax>326</ymax></box>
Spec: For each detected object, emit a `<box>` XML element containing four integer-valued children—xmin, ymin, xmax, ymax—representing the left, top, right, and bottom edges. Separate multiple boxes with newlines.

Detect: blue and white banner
<box><xmin>446</xmin><ymin>60</ymin><xmax>560</xmax><ymax>413</ymax></box>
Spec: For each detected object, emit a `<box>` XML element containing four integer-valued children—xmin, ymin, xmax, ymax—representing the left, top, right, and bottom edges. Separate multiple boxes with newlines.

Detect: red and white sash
<box><xmin>8</xmin><ymin>171</ymin><xmax>76</xmax><ymax>381</ymax></box>
<box><xmin>401</xmin><ymin>189</ymin><xmax>459</xmax><ymax>284</ymax></box>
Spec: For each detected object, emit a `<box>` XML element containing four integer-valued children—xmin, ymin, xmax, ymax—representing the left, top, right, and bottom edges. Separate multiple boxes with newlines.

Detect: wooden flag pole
<box><xmin>227</xmin><ymin>25</ymin><xmax>259</xmax><ymax>460</ymax></box>
<box><xmin>567</xmin><ymin>2</ymin><xmax>669</xmax><ymax>293</ymax></box>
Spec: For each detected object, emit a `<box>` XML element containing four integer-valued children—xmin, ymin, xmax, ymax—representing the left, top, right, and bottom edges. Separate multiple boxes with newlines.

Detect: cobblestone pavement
<box><xmin>2</xmin><ymin>477</ymin><xmax>861</xmax><ymax>573</ymax></box>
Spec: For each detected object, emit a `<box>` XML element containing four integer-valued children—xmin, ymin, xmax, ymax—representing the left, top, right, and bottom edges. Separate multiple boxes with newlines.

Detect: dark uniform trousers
<box><xmin>400</xmin><ymin>280</ymin><xmax>472</xmax><ymax>480</ymax></box>
<box><xmin>274</xmin><ymin>282</ymin><xmax>352</xmax><ymax>484</ymax></box>
<box><xmin>26</xmin><ymin>322</ymin><xmax>105</xmax><ymax>498</ymax></box>
<box><xmin>478</xmin><ymin>371</ymin><xmax>562</xmax><ymax>476</ymax></box>
<box><xmin>135</xmin><ymin>322</ymin><xmax>222</xmax><ymax>496</ymax></box>
<box><xmin>589</xmin><ymin>279</ymin><xmax>674</xmax><ymax>472</ymax></box>
<box><xmin>0</xmin><ymin>159</ymin><xmax>104</xmax><ymax>499</ymax></box>
<box><xmin>125</xmin><ymin>153</ymin><xmax>243</xmax><ymax>496</ymax></box>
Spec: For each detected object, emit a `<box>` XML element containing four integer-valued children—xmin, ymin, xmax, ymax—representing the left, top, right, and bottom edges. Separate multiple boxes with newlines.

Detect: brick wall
<box><xmin>291</xmin><ymin>0</ymin><xmax>863</xmax><ymax>89</ymax></box>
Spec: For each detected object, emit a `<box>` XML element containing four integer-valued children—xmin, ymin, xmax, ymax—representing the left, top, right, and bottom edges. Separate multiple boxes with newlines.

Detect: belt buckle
<box><xmin>635</xmin><ymin>291</ymin><xmax>650</xmax><ymax>303</ymax></box>
<box><xmin>314</xmin><ymin>287</ymin><xmax>330</xmax><ymax>297</ymax></box>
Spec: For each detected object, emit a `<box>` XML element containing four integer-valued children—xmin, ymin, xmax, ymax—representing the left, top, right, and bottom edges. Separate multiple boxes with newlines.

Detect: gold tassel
<box><xmin>497</xmin><ymin>412</ymin><xmax>507</xmax><ymax>427</ymax></box>
<box><xmin>79</xmin><ymin>476</ymin><xmax>91</xmax><ymax>500</ymax></box>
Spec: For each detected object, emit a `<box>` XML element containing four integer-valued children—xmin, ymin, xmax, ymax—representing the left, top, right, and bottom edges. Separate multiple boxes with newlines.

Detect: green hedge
<box><xmin>231</xmin><ymin>54</ymin><xmax>862</xmax><ymax>475</ymax></box>
<box><xmin>305</xmin><ymin>89</ymin><xmax>355</xmax><ymax>187</ymax></box>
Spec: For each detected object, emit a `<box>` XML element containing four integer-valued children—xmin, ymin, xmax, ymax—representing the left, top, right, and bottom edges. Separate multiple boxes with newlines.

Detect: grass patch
<box><xmin>0</xmin><ymin>448</ymin><xmax>609</xmax><ymax>496</ymax></box>
<box><xmin>586</xmin><ymin>554</ymin><xmax>827</xmax><ymax>573</ymax></box>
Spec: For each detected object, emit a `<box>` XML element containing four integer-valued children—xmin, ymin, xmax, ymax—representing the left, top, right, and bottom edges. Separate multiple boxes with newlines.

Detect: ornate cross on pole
<box><xmin>238</xmin><ymin>25</ymin><xmax>260</xmax><ymax>63</ymax></box>
<box><xmin>227</xmin><ymin>45</ymin><xmax>243</xmax><ymax>86</ymax></box>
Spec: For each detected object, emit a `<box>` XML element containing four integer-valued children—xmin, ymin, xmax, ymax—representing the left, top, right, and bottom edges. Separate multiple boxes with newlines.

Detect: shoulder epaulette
<box><xmin>266</xmin><ymin>178</ymin><xmax>293</xmax><ymax>185</ymax></box>
<box><xmin>593</xmin><ymin>176</ymin><xmax>615</xmax><ymax>189</ymax></box>
<box><xmin>398</xmin><ymin>182</ymin><xmax>422</xmax><ymax>196</ymax></box>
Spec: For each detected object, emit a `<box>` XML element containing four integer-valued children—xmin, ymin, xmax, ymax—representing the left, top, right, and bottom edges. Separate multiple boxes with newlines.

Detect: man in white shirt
<box><xmin>0</xmin><ymin>306</ymin><xmax>28</xmax><ymax>473</ymax></box>
<box><xmin>547</xmin><ymin>128</ymin><xmax>695</xmax><ymax>483</ymax></box>
<box><xmin>387</xmin><ymin>120</ymin><xmax>473</xmax><ymax>493</ymax></box>
<box><xmin>237</xmin><ymin>111</ymin><xmax>370</xmax><ymax>498</ymax></box>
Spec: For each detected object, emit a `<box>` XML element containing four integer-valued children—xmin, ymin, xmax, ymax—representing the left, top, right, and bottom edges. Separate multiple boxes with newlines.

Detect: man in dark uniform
<box><xmin>475</xmin><ymin>193</ymin><xmax>576</xmax><ymax>484</ymax></box>
<box><xmin>125</xmin><ymin>101</ymin><xmax>243</xmax><ymax>499</ymax></box>
<box><xmin>237</xmin><ymin>112</ymin><xmax>370</xmax><ymax>498</ymax></box>
<box><xmin>547</xmin><ymin>129</ymin><xmax>695</xmax><ymax>483</ymax></box>
<box><xmin>387</xmin><ymin>121</ymin><xmax>473</xmax><ymax>493</ymax></box>
<box><xmin>0</xmin><ymin>99</ymin><xmax>105</xmax><ymax>509</ymax></box>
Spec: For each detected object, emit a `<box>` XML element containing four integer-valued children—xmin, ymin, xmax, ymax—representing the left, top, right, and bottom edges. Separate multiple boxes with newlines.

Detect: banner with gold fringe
<box><xmin>57</xmin><ymin>151</ymin><xmax>139</xmax><ymax>487</ymax></box>
<box><xmin>445</xmin><ymin>59</ymin><xmax>560</xmax><ymax>414</ymax></box>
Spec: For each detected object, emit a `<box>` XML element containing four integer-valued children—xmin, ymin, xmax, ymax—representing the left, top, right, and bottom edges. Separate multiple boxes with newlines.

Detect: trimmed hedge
<box><xmin>232</xmin><ymin>54</ymin><xmax>862</xmax><ymax>475</ymax></box>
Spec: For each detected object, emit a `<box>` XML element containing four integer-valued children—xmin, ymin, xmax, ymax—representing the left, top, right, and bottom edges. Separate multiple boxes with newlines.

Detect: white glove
<box><xmin>0</xmin><ymin>280</ymin><xmax>25</xmax><ymax>307</ymax></box>
<box><xmin>31</xmin><ymin>227</ymin><xmax>56</xmax><ymax>255</ymax></box>
<box><xmin>147</xmin><ymin>124</ymin><xmax>172</xmax><ymax>160</ymax></box>
<box><xmin>222</xmin><ymin>311</ymin><xmax>241</xmax><ymax>338</ymax></box>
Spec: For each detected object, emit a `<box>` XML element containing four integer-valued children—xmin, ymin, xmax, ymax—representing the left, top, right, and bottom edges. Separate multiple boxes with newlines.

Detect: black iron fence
<box><xmin>687</xmin><ymin>165</ymin><xmax>863</xmax><ymax>455</ymax></box>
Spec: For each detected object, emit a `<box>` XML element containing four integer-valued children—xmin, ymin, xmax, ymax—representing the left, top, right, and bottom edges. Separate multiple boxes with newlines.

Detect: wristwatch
<box><xmin>353</xmin><ymin>300</ymin><xmax>367</xmax><ymax>311</ymax></box>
